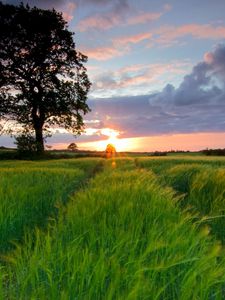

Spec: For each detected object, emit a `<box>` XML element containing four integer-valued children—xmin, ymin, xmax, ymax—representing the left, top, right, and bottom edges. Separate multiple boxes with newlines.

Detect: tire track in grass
<box><xmin>1</xmin><ymin>158</ymin><xmax>224</xmax><ymax>299</ymax></box>
<box><xmin>0</xmin><ymin>158</ymin><xmax>104</xmax><ymax>254</ymax></box>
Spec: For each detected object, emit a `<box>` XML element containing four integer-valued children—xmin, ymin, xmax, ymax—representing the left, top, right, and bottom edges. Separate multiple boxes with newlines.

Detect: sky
<box><xmin>1</xmin><ymin>0</ymin><xmax>225</xmax><ymax>151</ymax></box>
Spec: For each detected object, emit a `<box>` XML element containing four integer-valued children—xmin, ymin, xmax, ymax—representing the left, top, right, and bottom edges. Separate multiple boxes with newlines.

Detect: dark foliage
<box><xmin>67</xmin><ymin>142</ymin><xmax>77</xmax><ymax>151</ymax></box>
<box><xmin>14</xmin><ymin>133</ymin><xmax>37</xmax><ymax>153</ymax></box>
<box><xmin>0</xmin><ymin>2</ymin><xmax>91</xmax><ymax>153</ymax></box>
<box><xmin>202</xmin><ymin>148</ymin><xmax>225</xmax><ymax>156</ymax></box>
<box><xmin>150</xmin><ymin>151</ymin><xmax>167</xmax><ymax>156</ymax></box>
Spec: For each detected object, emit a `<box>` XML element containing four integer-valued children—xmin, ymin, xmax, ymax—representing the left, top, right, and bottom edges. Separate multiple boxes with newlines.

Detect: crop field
<box><xmin>0</xmin><ymin>156</ymin><xmax>225</xmax><ymax>299</ymax></box>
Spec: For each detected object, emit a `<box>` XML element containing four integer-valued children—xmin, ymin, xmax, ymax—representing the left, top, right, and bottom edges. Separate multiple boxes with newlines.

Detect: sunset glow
<box><xmin>76</xmin><ymin>132</ymin><xmax>225</xmax><ymax>152</ymax></box>
<box><xmin>96</xmin><ymin>128</ymin><xmax>133</xmax><ymax>152</ymax></box>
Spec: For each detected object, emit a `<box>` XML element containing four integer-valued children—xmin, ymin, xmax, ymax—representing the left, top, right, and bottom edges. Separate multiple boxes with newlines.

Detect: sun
<box><xmin>77</xmin><ymin>127</ymin><xmax>137</xmax><ymax>152</ymax></box>
<box><xmin>98</xmin><ymin>128</ymin><xmax>129</xmax><ymax>152</ymax></box>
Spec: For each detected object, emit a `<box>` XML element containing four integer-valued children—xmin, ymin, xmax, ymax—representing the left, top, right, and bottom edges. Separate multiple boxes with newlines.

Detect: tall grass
<box><xmin>138</xmin><ymin>157</ymin><xmax>225</xmax><ymax>244</ymax></box>
<box><xmin>0</xmin><ymin>158</ymin><xmax>102</xmax><ymax>252</ymax></box>
<box><xmin>189</xmin><ymin>168</ymin><xmax>225</xmax><ymax>243</ymax></box>
<box><xmin>136</xmin><ymin>156</ymin><xmax>225</xmax><ymax>174</ymax></box>
<box><xmin>1</xmin><ymin>160</ymin><xmax>224</xmax><ymax>299</ymax></box>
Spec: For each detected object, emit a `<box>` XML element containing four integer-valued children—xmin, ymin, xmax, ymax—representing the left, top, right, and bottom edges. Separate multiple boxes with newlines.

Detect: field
<box><xmin>0</xmin><ymin>156</ymin><xmax>225</xmax><ymax>299</ymax></box>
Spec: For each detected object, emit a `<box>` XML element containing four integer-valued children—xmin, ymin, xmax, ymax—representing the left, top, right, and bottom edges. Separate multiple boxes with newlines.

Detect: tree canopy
<box><xmin>0</xmin><ymin>2</ymin><xmax>91</xmax><ymax>153</ymax></box>
<box><xmin>67</xmin><ymin>142</ymin><xmax>77</xmax><ymax>151</ymax></box>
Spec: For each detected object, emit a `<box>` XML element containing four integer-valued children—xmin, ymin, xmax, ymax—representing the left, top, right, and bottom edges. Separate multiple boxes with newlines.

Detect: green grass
<box><xmin>0</xmin><ymin>156</ymin><xmax>224</xmax><ymax>299</ymax></box>
<box><xmin>0</xmin><ymin>159</ymin><xmax>224</xmax><ymax>299</ymax></box>
<box><xmin>138</xmin><ymin>157</ymin><xmax>225</xmax><ymax>244</ymax></box>
<box><xmin>0</xmin><ymin>158</ymin><xmax>102</xmax><ymax>252</ymax></box>
<box><xmin>189</xmin><ymin>168</ymin><xmax>225</xmax><ymax>242</ymax></box>
<box><xmin>136</xmin><ymin>155</ymin><xmax>225</xmax><ymax>174</ymax></box>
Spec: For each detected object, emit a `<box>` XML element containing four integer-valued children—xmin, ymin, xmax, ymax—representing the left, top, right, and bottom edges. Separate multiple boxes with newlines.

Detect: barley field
<box><xmin>0</xmin><ymin>156</ymin><xmax>224</xmax><ymax>299</ymax></box>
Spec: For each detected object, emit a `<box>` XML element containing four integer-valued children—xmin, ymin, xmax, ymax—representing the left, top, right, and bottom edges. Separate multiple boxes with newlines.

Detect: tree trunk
<box><xmin>35</xmin><ymin>126</ymin><xmax>44</xmax><ymax>154</ymax></box>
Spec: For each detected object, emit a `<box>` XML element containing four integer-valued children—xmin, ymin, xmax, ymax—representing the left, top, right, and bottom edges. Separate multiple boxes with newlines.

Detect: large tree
<box><xmin>0</xmin><ymin>2</ymin><xmax>91</xmax><ymax>153</ymax></box>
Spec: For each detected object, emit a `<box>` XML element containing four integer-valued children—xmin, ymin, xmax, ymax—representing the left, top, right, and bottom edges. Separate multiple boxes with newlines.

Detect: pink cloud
<box><xmin>62</xmin><ymin>2</ymin><xmax>77</xmax><ymax>22</ymax></box>
<box><xmin>113</xmin><ymin>32</ymin><xmax>152</xmax><ymax>46</ymax></box>
<box><xmin>116</xmin><ymin>62</ymin><xmax>189</xmax><ymax>88</ymax></box>
<box><xmin>78</xmin><ymin>11</ymin><xmax>163</xmax><ymax>32</ymax></box>
<box><xmin>78</xmin><ymin>14</ymin><xmax>121</xmax><ymax>32</ymax></box>
<box><xmin>82</xmin><ymin>33</ymin><xmax>152</xmax><ymax>63</ymax></box>
<box><xmin>163</xmin><ymin>4</ymin><xmax>172</xmax><ymax>12</ymax></box>
<box><xmin>127</xmin><ymin>3</ymin><xmax>172</xmax><ymax>26</ymax></box>
<box><xmin>81</xmin><ymin>46</ymin><xmax>126</xmax><ymax>61</ymax></box>
<box><xmin>81</xmin><ymin>33</ymin><xmax>154</xmax><ymax>62</ymax></box>
<box><xmin>82</xmin><ymin>23</ymin><xmax>225</xmax><ymax>60</ymax></box>
<box><xmin>155</xmin><ymin>24</ymin><xmax>225</xmax><ymax>45</ymax></box>
<box><xmin>118</xmin><ymin>64</ymin><xmax>146</xmax><ymax>73</ymax></box>
<box><xmin>77</xmin><ymin>5</ymin><xmax>169</xmax><ymax>32</ymax></box>
<box><xmin>128</xmin><ymin>12</ymin><xmax>162</xmax><ymax>25</ymax></box>
<box><xmin>204</xmin><ymin>52</ymin><xmax>214</xmax><ymax>64</ymax></box>
<box><xmin>91</xmin><ymin>61</ymin><xmax>191</xmax><ymax>92</ymax></box>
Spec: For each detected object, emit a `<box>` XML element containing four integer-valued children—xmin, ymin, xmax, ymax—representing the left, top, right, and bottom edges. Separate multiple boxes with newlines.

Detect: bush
<box><xmin>14</xmin><ymin>134</ymin><xmax>37</xmax><ymax>153</ymax></box>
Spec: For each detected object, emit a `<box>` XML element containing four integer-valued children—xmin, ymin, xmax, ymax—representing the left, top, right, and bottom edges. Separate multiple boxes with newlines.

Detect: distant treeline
<box><xmin>202</xmin><ymin>148</ymin><xmax>225</xmax><ymax>156</ymax></box>
<box><xmin>149</xmin><ymin>150</ymin><xmax>191</xmax><ymax>156</ymax></box>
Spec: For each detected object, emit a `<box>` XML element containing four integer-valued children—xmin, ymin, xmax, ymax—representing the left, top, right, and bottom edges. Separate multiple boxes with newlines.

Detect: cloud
<box><xmin>112</xmin><ymin>32</ymin><xmax>152</xmax><ymax>46</ymax></box>
<box><xmin>86</xmin><ymin>44</ymin><xmax>225</xmax><ymax>138</ymax></box>
<box><xmin>77</xmin><ymin>2</ymin><xmax>168</xmax><ymax>32</ymax></box>
<box><xmin>78</xmin><ymin>14</ymin><xmax>121</xmax><ymax>32</ymax></box>
<box><xmin>62</xmin><ymin>2</ymin><xmax>77</xmax><ymax>22</ymax></box>
<box><xmin>3</xmin><ymin>0</ymin><xmax>77</xmax><ymax>22</ymax></box>
<box><xmin>90</xmin><ymin>61</ymin><xmax>191</xmax><ymax>96</ymax></box>
<box><xmin>81</xmin><ymin>21</ymin><xmax>225</xmax><ymax>62</ymax></box>
<box><xmin>127</xmin><ymin>12</ymin><xmax>162</xmax><ymax>25</ymax></box>
<box><xmin>154</xmin><ymin>24</ymin><xmax>225</xmax><ymax>46</ymax></box>
<box><xmin>81</xmin><ymin>32</ymin><xmax>152</xmax><ymax>62</ymax></box>
<box><xmin>163</xmin><ymin>3</ymin><xmax>172</xmax><ymax>12</ymax></box>
<box><xmin>152</xmin><ymin>44</ymin><xmax>225</xmax><ymax>107</ymax></box>
<box><xmin>77</xmin><ymin>0</ymin><xmax>130</xmax><ymax>32</ymax></box>
<box><xmin>81</xmin><ymin>45</ymin><xmax>126</xmax><ymax>61</ymax></box>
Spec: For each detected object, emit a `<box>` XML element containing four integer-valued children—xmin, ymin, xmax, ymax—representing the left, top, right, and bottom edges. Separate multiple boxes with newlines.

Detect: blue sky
<box><xmin>1</xmin><ymin>0</ymin><xmax>225</xmax><ymax>151</ymax></box>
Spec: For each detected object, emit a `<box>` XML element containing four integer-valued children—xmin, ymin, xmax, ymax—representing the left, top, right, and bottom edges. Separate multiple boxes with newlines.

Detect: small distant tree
<box><xmin>45</xmin><ymin>144</ymin><xmax>52</xmax><ymax>150</ymax></box>
<box><xmin>105</xmin><ymin>143</ymin><xmax>116</xmax><ymax>158</ymax></box>
<box><xmin>67</xmin><ymin>142</ymin><xmax>77</xmax><ymax>152</ymax></box>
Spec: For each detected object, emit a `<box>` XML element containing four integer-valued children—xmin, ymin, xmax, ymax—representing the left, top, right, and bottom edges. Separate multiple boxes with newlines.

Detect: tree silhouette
<box><xmin>0</xmin><ymin>2</ymin><xmax>91</xmax><ymax>153</ymax></box>
<box><xmin>67</xmin><ymin>142</ymin><xmax>77</xmax><ymax>151</ymax></box>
